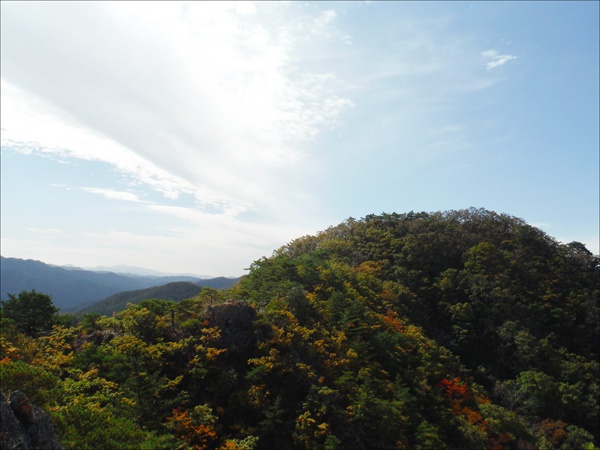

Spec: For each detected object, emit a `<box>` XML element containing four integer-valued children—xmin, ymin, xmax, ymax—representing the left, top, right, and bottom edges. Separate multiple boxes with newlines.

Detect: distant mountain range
<box><xmin>78</xmin><ymin>264</ymin><xmax>212</xmax><ymax>278</ymax></box>
<box><xmin>0</xmin><ymin>256</ymin><xmax>239</xmax><ymax>311</ymax></box>
<box><xmin>79</xmin><ymin>277</ymin><xmax>238</xmax><ymax>316</ymax></box>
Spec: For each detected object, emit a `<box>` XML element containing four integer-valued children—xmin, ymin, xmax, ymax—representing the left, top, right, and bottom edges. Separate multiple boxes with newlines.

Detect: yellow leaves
<box><xmin>305</xmin><ymin>292</ymin><xmax>319</xmax><ymax>307</ymax></box>
<box><xmin>404</xmin><ymin>324</ymin><xmax>425</xmax><ymax>339</ymax></box>
<box><xmin>356</xmin><ymin>260</ymin><xmax>384</xmax><ymax>277</ymax></box>
<box><xmin>31</xmin><ymin>326</ymin><xmax>78</xmax><ymax>375</ymax></box>
<box><xmin>205</xmin><ymin>347</ymin><xmax>227</xmax><ymax>361</ymax></box>
<box><xmin>0</xmin><ymin>335</ymin><xmax>20</xmax><ymax>362</ymax></box>
<box><xmin>79</xmin><ymin>367</ymin><xmax>99</xmax><ymax>380</ymax></box>
<box><xmin>0</xmin><ymin>330</ymin><xmax>38</xmax><ymax>364</ymax></box>
<box><xmin>297</xmin><ymin>411</ymin><xmax>316</xmax><ymax>426</ymax></box>
<box><xmin>110</xmin><ymin>333</ymin><xmax>145</xmax><ymax>351</ymax></box>
<box><xmin>317</xmin><ymin>422</ymin><xmax>329</xmax><ymax>435</ymax></box>
<box><xmin>294</xmin><ymin>411</ymin><xmax>332</xmax><ymax>449</ymax></box>
<box><xmin>317</xmin><ymin>266</ymin><xmax>330</xmax><ymax>282</ymax></box>
<box><xmin>59</xmin><ymin>370</ymin><xmax>124</xmax><ymax>412</ymax></box>
<box><xmin>121</xmin><ymin>396</ymin><xmax>137</xmax><ymax>409</ymax></box>
<box><xmin>248</xmin><ymin>348</ymin><xmax>282</xmax><ymax>375</ymax></box>
<box><xmin>219</xmin><ymin>436</ymin><xmax>259</xmax><ymax>450</ymax></box>
<box><xmin>200</xmin><ymin>326</ymin><xmax>222</xmax><ymax>345</ymax></box>
<box><xmin>246</xmin><ymin>384</ymin><xmax>269</xmax><ymax>408</ymax></box>
<box><xmin>295</xmin><ymin>363</ymin><xmax>316</xmax><ymax>379</ymax></box>
<box><xmin>332</xmin><ymin>330</ymin><xmax>347</xmax><ymax>347</ymax></box>
<box><xmin>162</xmin><ymin>375</ymin><xmax>184</xmax><ymax>391</ymax></box>
<box><xmin>269</xmin><ymin>325</ymin><xmax>293</xmax><ymax>347</ymax></box>
<box><xmin>313</xmin><ymin>339</ymin><xmax>328</xmax><ymax>354</ymax></box>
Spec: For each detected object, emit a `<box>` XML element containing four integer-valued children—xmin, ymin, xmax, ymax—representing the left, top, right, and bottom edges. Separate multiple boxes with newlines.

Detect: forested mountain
<box><xmin>1</xmin><ymin>208</ymin><xmax>598</xmax><ymax>450</ymax></box>
<box><xmin>79</xmin><ymin>282</ymin><xmax>202</xmax><ymax>316</ymax></box>
<box><xmin>80</xmin><ymin>278</ymin><xmax>240</xmax><ymax>316</ymax></box>
<box><xmin>196</xmin><ymin>277</ymin><xmax>243</xmax><ymax>291</ymax></box>
<box><xmin>0</xmin><ymin>257</ymin><xmax>205</xmax><ymax>310</ymax></box>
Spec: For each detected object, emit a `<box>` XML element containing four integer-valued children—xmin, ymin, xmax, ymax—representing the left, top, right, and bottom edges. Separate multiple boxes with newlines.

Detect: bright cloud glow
<box><xmin>1</xmin><ymin>2</ymin><xmax>353</xmax><ymax>216</ymax></box>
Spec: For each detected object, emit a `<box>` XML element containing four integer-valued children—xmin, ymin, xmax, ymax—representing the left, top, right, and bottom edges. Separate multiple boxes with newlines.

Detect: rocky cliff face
<box><xmin>0</xmin><ymin>390</ymin><xmax>62</xmax><ymax>449</ymax></box>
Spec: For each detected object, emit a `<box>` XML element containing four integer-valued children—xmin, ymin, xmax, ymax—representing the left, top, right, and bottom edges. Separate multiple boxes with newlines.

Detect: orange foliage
<box><xmin>168</xmin><ymin>409</ymin><xmax>218</xmax><ymax>450</ymax></box>
<box><xmin>0</xmin><ymin>336</ymin><xmax>20</xmax><ymax>363</ymax></box>
<box><xmin>440</xmin><ymin>378</ymin><xmax>493</xmax><ymax>439</ymax></box>
<box><xmin>380</xmin><ymin>310</ymin><xmax>405</xmax><ymax>333</ymax></box>
<box><xmin>487</xmin><ymin>432</ymin><xmax>514</xmax><ymax>450</ymax></box>
<box><xmin>538</xmin><ymin>419</ymin><xmax>568</xmax><ymax>446</ymax></box>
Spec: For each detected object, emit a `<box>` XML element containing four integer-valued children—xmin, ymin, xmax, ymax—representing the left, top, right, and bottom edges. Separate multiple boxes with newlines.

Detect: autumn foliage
<box><xmin>1</xmin><ymin>208</ymin><xmax>598</xmax><ymax>449</ymax></box>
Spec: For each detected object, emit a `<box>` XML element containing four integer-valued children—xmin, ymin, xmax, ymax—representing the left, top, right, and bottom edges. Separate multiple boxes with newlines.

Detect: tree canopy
<box><xmin>1</xmin><ymin>209</ymin><xmax>598</xmax><ymax>449</ymax></box>
<box><xmin>1</xmin><ymin>290</ymin><xmax>59</xmax><ymax>337</ymax></box>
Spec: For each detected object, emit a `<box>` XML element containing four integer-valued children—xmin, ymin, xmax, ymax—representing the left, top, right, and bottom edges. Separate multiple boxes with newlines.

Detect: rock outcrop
<box><xmin>77</xmin><ymin>329</ymin><xmax>119</xmax><ymax>348</ymax></box>
<box><xmin>0</xmin><ymin>390</ymin><xmax>62</xmax><ymax>449</ymax></box>
<box><xmin>204</xmin><ymin>301</ymin><xmax>257</xmax><ymax>351</ymax></box>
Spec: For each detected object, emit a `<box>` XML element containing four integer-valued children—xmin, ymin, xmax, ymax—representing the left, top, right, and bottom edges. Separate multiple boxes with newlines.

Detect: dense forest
<box><xmin>1</xmin><ymin>208</ymin><xmax>598</xmax><ymax>449</ymax></box>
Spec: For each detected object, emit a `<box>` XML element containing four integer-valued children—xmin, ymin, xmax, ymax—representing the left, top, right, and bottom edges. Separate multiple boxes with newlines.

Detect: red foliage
<box><xmin>438</xmin><ymin>377</ymin><xmax>472</xmax><ymax>402</ymax></box>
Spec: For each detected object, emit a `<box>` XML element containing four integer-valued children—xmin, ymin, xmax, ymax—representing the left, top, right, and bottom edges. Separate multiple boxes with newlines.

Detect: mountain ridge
<box><xmin>0</xmin><ymin>256</ymin><xmax>235</xmax><ymax>311</ymax></box>
<box><xmin>80</xmin><ymin>278</ymin><xmax>240</xmax><ymax>316</ymax></box>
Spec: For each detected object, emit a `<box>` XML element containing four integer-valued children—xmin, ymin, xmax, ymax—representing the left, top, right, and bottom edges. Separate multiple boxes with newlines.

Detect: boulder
<box><xmin>204</xmin><ymin>301</ymin><xmax>257</xmax><ymax>351</ymax></box>
<box><xmin>0</xmin><ymin>390</ymin><xmax>62</xmax><ymax>449</ymax></box>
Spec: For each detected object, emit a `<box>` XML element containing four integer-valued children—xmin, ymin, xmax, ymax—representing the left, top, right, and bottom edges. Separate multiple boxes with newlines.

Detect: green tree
<box><xmin>1</xmin><ymin>290</ymin><xmax>58</xmax><ymax>337</ymax></box>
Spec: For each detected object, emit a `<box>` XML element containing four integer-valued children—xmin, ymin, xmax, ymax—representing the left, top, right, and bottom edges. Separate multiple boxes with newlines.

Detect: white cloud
<box><xmin>24</xmin><ymin>227</ymin><xmax>61</xmax><ymax>234</ymax></box>
<box><xmin>1</xmin><ymin>82</ymin><xmax>195</xmax><ymax>201</ymax></box>
<box><xmin>0</xmin><ymin>2</ymin><xmax>353</xmax><ymax>217</ymax></box>
<box><xmin>482</xmin><ymin>49</ymin><xmax>517</xmax><ymax>70</ymax></box>
<box><xmin>81</xmin><ymin>188</ymin><xmax>146</xmax><ymax>203</ymax></box>
<box><xmin>529</xmin><ymin>222</ymin><xmax>551</xmax><ymax>229</ymax></box>
<box><xmin>312</xmin><ymin>9</ymin><xmax>338</xmax><ymax>36</ymax></box>
<box><xmin>49</xmin><ymin>183</ymin><xmax>72</xmax><ymax>191</ymax></box>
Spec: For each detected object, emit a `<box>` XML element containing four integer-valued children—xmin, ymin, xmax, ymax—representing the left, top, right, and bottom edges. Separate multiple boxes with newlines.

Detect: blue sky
<box><xmin>1</xmin><ymin>1</ymin><xmax>598</xmax><ymax>277</ymax></box>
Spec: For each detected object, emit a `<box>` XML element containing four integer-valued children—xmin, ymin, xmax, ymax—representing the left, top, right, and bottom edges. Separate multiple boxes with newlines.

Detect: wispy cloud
<box><xmin>1</xmin><ymin>2</ymin><xmax>353</xmax><ymax>218</ymax></box>
<box><xmin>482</xmin><ymin>49</ymin><xmax>517</xmax><ymax>70</ymax></box>
<box><xmin>81</xmin><ymin>188</ymin><xmax>146</xmax><ymax>203</ymax></box>
<box><xmin>1</xmin><ymin>82</ymin><xmax>195</xmax><ymax>201</ymax></box>
<box><xmin>292</xmin><ymin>7</ymin><xmax>353</xmax><ymax>46</ymax></box>
<box><xmin>25</xmin><ymin>227</ymin><xmax>61</xmax><ymax>234</ymax></box>
<box><xmin>529</xmin><ymin>222</ymin><xmax>551</xmax><ymax>229</ymax></box>
<box><xmin>49</xmin><ymin>183</ymin><xmax>72</xmax><ymax>191</ymax></box>
<box><xmin>312</xmin><ymin>9</ymin><xmax>338</xmax><ymax>37</ymax></box>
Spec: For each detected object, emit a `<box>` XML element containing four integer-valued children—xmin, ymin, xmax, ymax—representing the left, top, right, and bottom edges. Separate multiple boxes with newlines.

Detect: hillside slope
<box><xmin>1</xmin><ymin>208</ymin><xmax>598</xmax><ymax>449</ymax></box>
<box><xmin>80</xmin><ymin>277</ymin><xmax>240</xmax><ymax>315</ymax></box>
<box><xmin>236</xmin><ymin>207</ymin><xmax>599</xmax><ymax>446</ymax></box>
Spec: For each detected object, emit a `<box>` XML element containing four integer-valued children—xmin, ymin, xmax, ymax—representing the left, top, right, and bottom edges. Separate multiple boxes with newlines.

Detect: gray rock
<box><xmin>204</xmin><ymin>301</ymin><xmax>257</xmax><ymax>351</ymax></box>
<box><xmin>0</xmin><ymin>390</ymin><xmax>62</xmax><ymax>450</ymax></box>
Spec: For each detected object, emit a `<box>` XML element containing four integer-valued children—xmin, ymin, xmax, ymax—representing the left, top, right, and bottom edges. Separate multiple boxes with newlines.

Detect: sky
<box><xmin>1</xmin><ymin>1</ymin><xmax>598</xmax><ymax>277</ymax></box>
